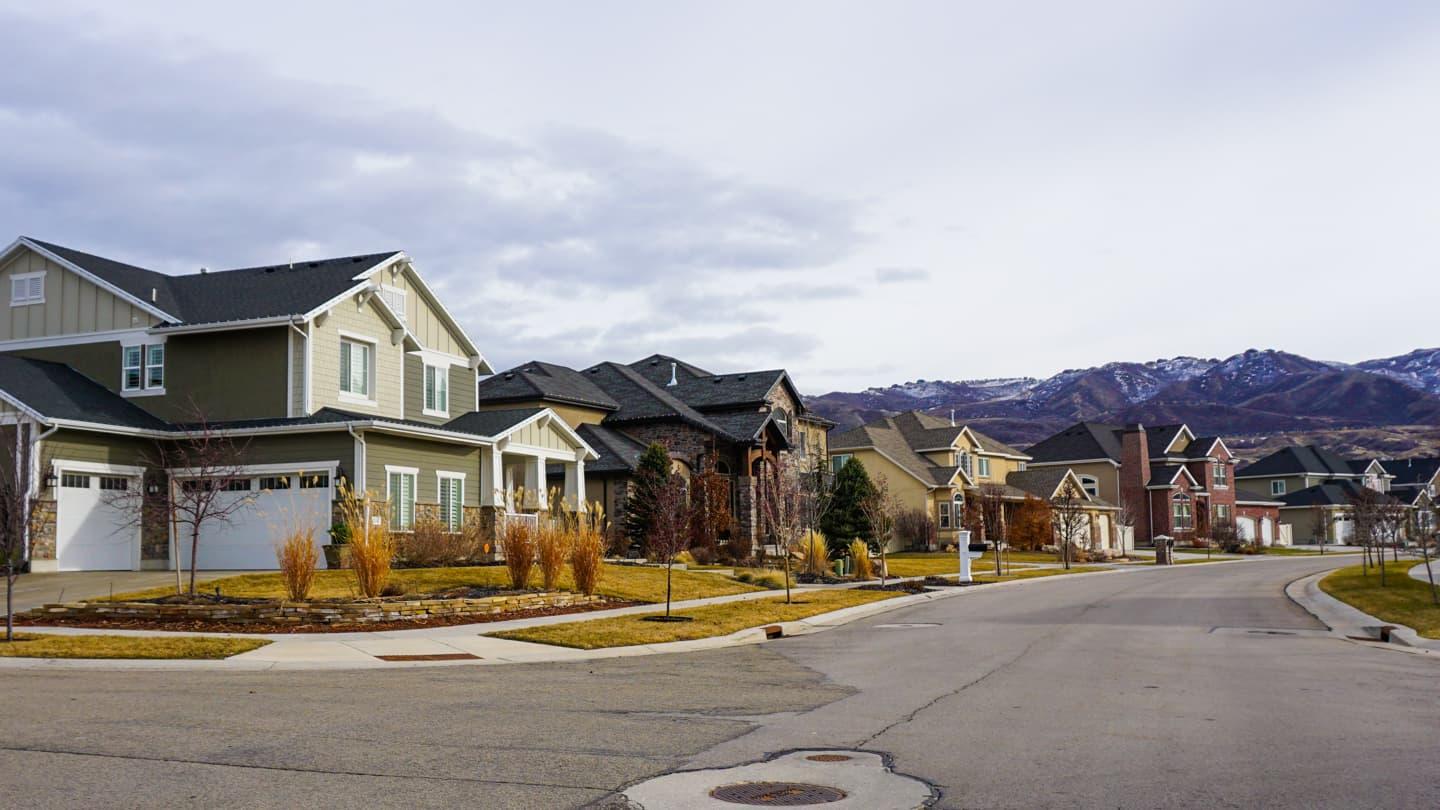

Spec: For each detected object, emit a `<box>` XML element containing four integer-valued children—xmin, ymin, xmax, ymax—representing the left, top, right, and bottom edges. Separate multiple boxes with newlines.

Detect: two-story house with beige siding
<box><xmin>828</xmin><ymin>411</ymin><xmax>1124</xmax><ymax>553</ymax></box>
<box><xmin>0</xmin><ymin>237</ymin><xmax>595</xmax><ymax>572</ymax></box>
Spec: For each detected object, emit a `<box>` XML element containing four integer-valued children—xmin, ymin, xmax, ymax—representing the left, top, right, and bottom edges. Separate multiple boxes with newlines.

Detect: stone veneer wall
<box><xmin>26</xmin><ymin>591</ymin><xmax>606</xmax><ymax>626</ymax></box>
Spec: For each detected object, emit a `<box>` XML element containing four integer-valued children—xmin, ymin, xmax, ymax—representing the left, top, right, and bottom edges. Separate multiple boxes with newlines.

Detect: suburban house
<box><xmin>1386</xmin><ymin>457</ymin><xmax>1438</xmax><ymax>537</ymax></box>
<box><xmin>827</xmin><ymin>411</ymin><xmax>1124</xmax><ymax>553</ymax></box>
<box><xmin>1235</xmin><ymin>446</ymin><xmax>1402</xmax><ymax>543</ymax></box>
<box><xmin>473</xmin><ymin>354</ymin><xmax>831</xmax><ymax>551</ymax></box>
<box><xmin>1025</xmin><ymin>421</ymin><xmax>1282</xmax><ymax>546</ymax></box>
<box><xmin>0</xmin><ymin>237</ymin><xmax>596</xmax><ymax>572</ymax></box>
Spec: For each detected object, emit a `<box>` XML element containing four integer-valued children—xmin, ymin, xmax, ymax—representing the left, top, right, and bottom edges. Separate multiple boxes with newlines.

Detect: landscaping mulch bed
<box><xmin>16</xmin><ymin>598</ymin><xmax>641</xmax><ymax>635</ymax></box>
<box><xmin>858</xmin><ymin>576</ymin><xmax>987</xmax><ymax>593</ymax></box>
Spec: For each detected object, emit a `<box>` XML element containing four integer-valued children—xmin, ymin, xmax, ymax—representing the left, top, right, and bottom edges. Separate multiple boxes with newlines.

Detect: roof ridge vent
<box><xmin>199</xmin><ymin>266</ymin><xmax>208</xmax><ymax>274</ymax></box>
<box><xmin>667</xmin><ymin>362</ymin><xmax>678</xmax><ymax>387</ymax></box>
<box><xmin>150</xmin><ymin>287</ymin><xmax>157</xmax><ymax>302</ymax></box>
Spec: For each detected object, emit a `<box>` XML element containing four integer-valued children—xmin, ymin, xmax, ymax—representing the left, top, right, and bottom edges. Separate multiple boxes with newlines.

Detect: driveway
<box><xmin>5</xmin><ymin>570</ymin><xmax>243</xmax><ymax>613</ymax></box>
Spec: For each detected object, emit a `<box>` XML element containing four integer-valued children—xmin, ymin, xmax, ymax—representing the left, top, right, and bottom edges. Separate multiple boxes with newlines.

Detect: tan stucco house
<box><xmin>0</xmin><ymin>236</ymin><xmax>596</xmax><ymax>572</ymax></box>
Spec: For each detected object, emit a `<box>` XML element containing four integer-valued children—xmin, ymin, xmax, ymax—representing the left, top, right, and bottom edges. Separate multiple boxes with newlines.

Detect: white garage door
<box><xmin>1260</xmin><ymin>518</ymin><xmax>1274</xmax><ymax>545</ymax></box>
<box><xmin>177</xmin><ymin>471</ymin><xmax>333</xmax><ymax>570</ymax></box>
<box><xmin>56</xmin><ymin>468</ymin><xmax>140</xmax><ymax>571</ymax></box>
<box><xmin>1236</xmin><ymin>517</ymin><xmax>1256</xmax><ymax>542</ymax></box>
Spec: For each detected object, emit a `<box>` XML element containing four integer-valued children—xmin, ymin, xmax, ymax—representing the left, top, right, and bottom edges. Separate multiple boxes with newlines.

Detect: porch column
<box><xmin>563</xmin><ymin>456</ymin><xmax>586</xmax><ymax>511</ymax></box>
<box><xmin>526</xmin><ymin>455</ymin><xmax>547</xmax><ymax>510</ymax></box>
<box><xmin>481</xmin><ymin>447</ymin><xmax>505</xmax><ymax>507</ymax></box>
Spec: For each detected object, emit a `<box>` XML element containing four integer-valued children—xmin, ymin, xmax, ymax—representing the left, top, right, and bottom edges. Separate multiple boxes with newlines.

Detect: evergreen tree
<box><xmin>820</xmin><ymin>457</ymin><xmax>875</xmax><ymax>554</ymax></box>
<box><xmin>626</xmin><ymin>442</ymin><xmax>674</xmax><ymax>550</ymax></box>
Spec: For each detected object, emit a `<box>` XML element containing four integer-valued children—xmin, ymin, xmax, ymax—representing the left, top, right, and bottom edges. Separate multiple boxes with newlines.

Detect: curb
<box><xmin>1284</xmin><ymin>566</ymin><xmax>1439</xmax><ymax>654</ymax></box>
<box><xmin>0</xmin><ymin>566</ymin><xmax>1130</xmax><ymax>672</ymax></box>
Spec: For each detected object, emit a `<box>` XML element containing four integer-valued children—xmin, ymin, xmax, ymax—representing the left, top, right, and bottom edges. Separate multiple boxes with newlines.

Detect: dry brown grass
<box><xmin>799</xmin><ymin>530</ymin><xmax>830</xmax><ymax>577</ymax></box>
<box><xmin>0</xmin><ymin>633</ymin><xmax>269</xmax><ymax>659</ymax></box>
<box><xmin>337</xmin><ymin>488</ymin><xmax>395</xmax><ymax>598</ymax></box>
<box><xmin>570</xmin><ymin>505</ymin><xmax>606</xmax><ymax>596</ymax></box>
<box><xmin>849</xmin><ymin>539</ymin><xmax>873</xmax><ymax>580</ymax></box>
<box><xmin>397</xmin><ymin>517</ymin><xmax>479</xmax><ymax>568</ymax></box>
<box><xmin>275</xmin><ymin>527</ymin><xmax>318</xmax><ymax>600</ymax></box>
<box><xmin>536</xmin><ymin>516</ymin><xmax>571</xmax><ymax>592</ymax></box>
<box><xmin>499</xmin><ymin>519</ymin><xmax>537</xmax><ymax>590</ymax></box>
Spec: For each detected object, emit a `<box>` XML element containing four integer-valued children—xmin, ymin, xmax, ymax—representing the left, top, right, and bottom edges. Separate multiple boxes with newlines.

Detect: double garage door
<box><xmin>55</xmin><ymin>464</ymin><xmax>333</xmax><ymax>571</ymax></box>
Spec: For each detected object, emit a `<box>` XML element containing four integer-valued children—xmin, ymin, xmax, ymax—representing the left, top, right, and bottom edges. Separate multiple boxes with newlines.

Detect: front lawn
<box><xmin>1319</xmin><ymin>562</ymin><xmax>1440</xmax><ymax>639</ymax></box>
<box><xmin>111</xmin><ymin>563</ymin><xmax>765</xmax><ymax>605</ymax></box>
<box><xmin>491</xmin><ymin>589</ymin><xmax>900</xmax><ymax>649</ymax></box>
<box><xmin>0</xmin><ymin>633</ymin><xmax>269</xmax><ymax>659</ymax></box>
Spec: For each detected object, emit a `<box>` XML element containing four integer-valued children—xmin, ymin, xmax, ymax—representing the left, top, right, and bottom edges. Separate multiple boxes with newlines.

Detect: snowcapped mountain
<box><xmin>806</xmin><ymin>347</ymin><xmax>1440</xmax><ymax>451</ymax></box>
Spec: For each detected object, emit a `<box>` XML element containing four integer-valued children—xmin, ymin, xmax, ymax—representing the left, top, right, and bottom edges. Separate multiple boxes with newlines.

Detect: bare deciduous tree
<box><xmin>0</xmin><ymin>441</ymin><xmax>50</xmax><ymax>641</ymax></box>
<box><xmin>976</xmin><ymin>483</ymin><xmax>1008</xmax><ymax>576</ymax></box>
<box><xmin>687</xmin><ymin>451</ymin><xmax>733</xmax><ymax>560</ymax></box>
<box><xmin>859</xmin><ymin>473</ymin><xmax>898</xmax><ymax>584</ymax></box>
<box><xmin>647</xmin><ymin>472</ymin><xmax>691</xmax><ymax>619</ymax></box>
<box><xmin>1309</xmin><ymin>504</ymin><xmax>1329</xmax><ymax>554</ymax></box>
<box><xmin>759</xmin><ymin>453</ymin><xmax>806</xmax><ymax>604</ymax></box>
<box><xmin>1050</xmin><ymin>482</ymin><xmax>1088</xmax><ymax>570</ymax></box>
<box><xmin>1113</xmin><ymin>497</ymin><xmax>1140</xmax><ymax>559</ymax></box>
<box><xmin>1419</xmin><ymin>500</ymin><xmax>1439</xmax><ymax>605</ymax></box>
<box><xmin>1349</xmin><ymin>488</ymin><xmax>1385</xmax><ymax>583</ymax></box>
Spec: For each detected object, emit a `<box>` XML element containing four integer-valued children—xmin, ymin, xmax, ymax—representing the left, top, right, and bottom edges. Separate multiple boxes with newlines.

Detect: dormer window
<box><xmin>772</xmin><ymin>407</ymin><xmax>790</xmax><ymax>438</ymax></box>
<box><xmin>9</xmin><ymin>271</ymin><xmax>44</xmax><ymax>306</ymax></box>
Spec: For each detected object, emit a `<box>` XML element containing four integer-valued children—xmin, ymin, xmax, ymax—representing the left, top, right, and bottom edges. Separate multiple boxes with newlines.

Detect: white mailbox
<box><xmin>957</xmin><ymin>530</ymin><xmax>985</xmax><ymax>583</ymax></box>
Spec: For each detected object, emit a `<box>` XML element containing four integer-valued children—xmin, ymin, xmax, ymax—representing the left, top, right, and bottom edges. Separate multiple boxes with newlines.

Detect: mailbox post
<box><xmin>957</xmin><ymin>530</ymin><xmax>986</xmax><ymax>583</ymax></box>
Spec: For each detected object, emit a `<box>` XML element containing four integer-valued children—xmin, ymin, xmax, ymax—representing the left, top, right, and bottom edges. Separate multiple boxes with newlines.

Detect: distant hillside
<box><xmin>806</xmin><ymin>348</ymin><xmax>1440</xmax><ymax>457</ymax></box>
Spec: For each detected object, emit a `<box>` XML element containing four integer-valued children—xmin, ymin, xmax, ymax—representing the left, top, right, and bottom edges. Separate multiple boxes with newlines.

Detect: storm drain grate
<box><xmin>711</xmin><ymin>781</ymin><xmax>847</xmax><ymax>805</ymax></box>
<box><xmin>375</xmin><ymin>653</ymin><xmax>480</xmax><ymax>662</ymax></box>
<box><xmin>805</xmin><ymin>754</ymin><xmax>853</xmax><ymax>762</ymax></box>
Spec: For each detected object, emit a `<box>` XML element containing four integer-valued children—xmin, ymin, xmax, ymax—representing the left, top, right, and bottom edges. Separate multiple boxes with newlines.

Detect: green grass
<box><xmin>1320</xmin><ymin>562</ymin><xmax>1440</xmax><ymax>639</ymax></box>
<box><xmin>491</xmin><ymin>589</ymin><xmax>900</xmax><ymax>649</ymax></box>
<box><xmin>0</xmin><ymin>633</ymin><xmax>269</xmax><ymax>659</ymax></box>
<box><xmin>112</xmin><ymin>563</ymin><xmax>764</xmax><ymax>605</ymax></box>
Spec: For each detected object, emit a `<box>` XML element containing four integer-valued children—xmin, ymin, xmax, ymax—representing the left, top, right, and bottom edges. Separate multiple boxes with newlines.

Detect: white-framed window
<box><xmin>437</xmin><ymin>472</ymin><xmax>465</xmax><ymax>532</ymax></box>
<box><xmin>9</xmin><ymin>271</ymin><xmax>44</xmax><ymax>306</ymax></box>
<box><xmin>977</xmin><ymin>457</ymin><xmax>991</xmax><ymax>478</ymax></box>
<box><xmin>959</xmin><ymin>452</ymin><xmax>973</xmax><ymax>478</ymax></box>
<box><xmin>1271</xmin><ymin>480</ymin><xmax>1286</xmax><ymax>496</ymax></box>
<box><xmin>1079</xmin><ymin>474</ymin><xmax>1100</xmax><ymax>499</ymax></box>
<box><xmin>339</xmin><ymin>336</ymin><xmax>375</xmax><ymax>401</ymax></box>
<box><xmin>1172</xmin><ymin>494</ymin><xmax>1193</xmax><ymax>529</ymax></box>
<box><xmin>387</xmin><ymin>466</ymin><xmax>418</xmax><ymax>531</ymax></box>
<box><xmin>797</xmin><ymin>431</ymin><xmax>808</xmax><ymax>457</ymax></box>
<box><xmin>258</xmin><ymin>476</ymin><xmax>291</xmax><ymax>491</ymax></box>
<box><xmin>379</xmin><ymin>285</ymin><xmax>407</xmax><ymax>324</ymax></box>
<box><xmin>938</xmin><ymin>499</ymin><xmax>953</xmax><ymax>530</ymax></box>
<box><xmin>423</xmin><ymin>363</ymin><xmax>449</xmax><ymax>416</ymax></box>
<box><xmin>831</xmin><ymin>454</ymin><xmax>853</xmax><ymax>474</ymax></box>
<box><xmin>122</xmin><ymin>343</ymin><xmax>165</xmax><ymax>392</ymax></box>
<box><xmin>1213</xmin><ymin>462</ymin><xmax>1228</xmax><ymax>487</ymax></box>
<box><xmin>1214</xmin><ymin>503</ymin><xmax>1231</xmax><ymax>522</ymax></box>
<box><xmin>772</xmin><ymin>407</ymin><xmax>790</xmax><ymax>438</ymax></box>
<box><xmin>1018</xmin><ymin>461</ymin><xmax>1027</xmax><ymax>471</ymax></box>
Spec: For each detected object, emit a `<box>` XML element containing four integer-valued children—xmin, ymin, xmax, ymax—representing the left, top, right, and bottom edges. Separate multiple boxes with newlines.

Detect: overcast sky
<box><xmin>4</xmin><ymin>1</ymin><xmax>1438</xmax><ymax>394</ymax></box>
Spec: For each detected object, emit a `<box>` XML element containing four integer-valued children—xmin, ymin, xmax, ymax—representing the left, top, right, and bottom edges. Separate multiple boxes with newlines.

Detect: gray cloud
<box><xmin>0</xmin><ymin>12</ymin><xmax>863</xmax><ymax>375</ymax></box>
<box><xmin>875</xmin><ymin>266</ymin><xmax>930</xmax><ymax>284</ymax></box>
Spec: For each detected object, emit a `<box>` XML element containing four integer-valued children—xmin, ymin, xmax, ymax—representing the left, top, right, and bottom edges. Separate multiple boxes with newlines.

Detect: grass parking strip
<box><xmin>0</xmin><ymin>633</ymin><xmax>269</xmax><ymax>660</ymax></box>
<box><xmin>490</xmin><ymin>589</ymin><xmax>901</xmax><ymax>650</ymax></box>
<box><xmin>1319</xmin><ymin>562</ymin><xmax>1440</xmax><ymax>639</ymax></box>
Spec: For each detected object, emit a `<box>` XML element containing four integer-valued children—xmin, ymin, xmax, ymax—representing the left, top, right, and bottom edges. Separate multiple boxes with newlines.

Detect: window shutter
<box><xmin>340</xmin><ymin>342</ymin><xmax>352</xmax><ymax>391</ymax></box>
<box><xmin>29</xmin><ymin>275</ymin><xmax>42</xmax><ymax>299</ymax></box>
<box><xmin>359</xmin><ymin>345</ymin><xmax>370</xmax><ymax>396</ymax></box>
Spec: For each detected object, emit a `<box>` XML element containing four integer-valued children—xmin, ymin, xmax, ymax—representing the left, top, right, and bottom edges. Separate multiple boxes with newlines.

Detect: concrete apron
<box><xmin>0</xmin><ymin>568</ymin><xmax>1136</xmax><ymax>671</ymax></box>
<box><xmin>1286</xmin><ymin>564</ymin><xmax>1440</xmax><ymax>654</ymax></box>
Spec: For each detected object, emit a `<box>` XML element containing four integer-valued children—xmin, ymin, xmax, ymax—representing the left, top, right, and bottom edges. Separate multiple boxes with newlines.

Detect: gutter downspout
<box><xmin>25</xmin><ymin>421</ymin><xmax>60</xmax><ymax>565</ymax></box>
<box><xmin>348</xmin><ymin>424</ymin><xmax>368</xmax><ymax>527</ymax></box>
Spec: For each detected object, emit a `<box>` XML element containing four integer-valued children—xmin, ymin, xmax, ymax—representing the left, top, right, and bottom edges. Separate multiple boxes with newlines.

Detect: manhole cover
<box><xmin>711</xmin><ymin>781</ymin><xmax>847</xmax><ymax>805</ymax></box>
<box><xmin>805</xmin><ymin>754</ymin><xmax>853</xmax><ymax>762</ymax></box>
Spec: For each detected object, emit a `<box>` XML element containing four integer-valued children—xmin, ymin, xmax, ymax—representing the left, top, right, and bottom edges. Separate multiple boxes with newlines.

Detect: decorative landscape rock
<box><xmin>25</xmin><ymin>592</ymin><xmax>605</xmax><ymax>626</ymax></box>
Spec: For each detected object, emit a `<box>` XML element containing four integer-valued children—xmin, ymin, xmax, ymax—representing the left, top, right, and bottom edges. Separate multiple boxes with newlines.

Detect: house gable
<box><xmin>0</xmin><ymin>244</ymin><xmax>163</xmax><ymax>343</ymax></box>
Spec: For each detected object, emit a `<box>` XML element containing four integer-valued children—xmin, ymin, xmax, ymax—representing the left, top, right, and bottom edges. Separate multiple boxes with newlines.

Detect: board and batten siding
<box><xmin>376</xmin><ymin>268</ymin><xmax>469</xmax><ymax>358</ymax></box>
<box><xmin>511</xmin><ymin>418</ymin><xmax>576</xmax><ymax>452</ymax></box>
<box><xmin>309</xmin><ymin>296</ymin><xmax>404</xmax><ymax>418</ymax></box>
<box><xmin>363</xmin><ymin>432</ymin><xmax>481</xmax><ymax>506</ymax></box>
<box><xmin>0</xmin><ymin>248</ymin><xmax>160</xmax><ymax>341</ymax></box>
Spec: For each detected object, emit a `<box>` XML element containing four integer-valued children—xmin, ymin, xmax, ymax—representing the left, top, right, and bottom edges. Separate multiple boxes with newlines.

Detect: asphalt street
<box><xmin>2</xmin><ymin>556</ymin><xmax>1436</xmax><ymax>809</ymax></box>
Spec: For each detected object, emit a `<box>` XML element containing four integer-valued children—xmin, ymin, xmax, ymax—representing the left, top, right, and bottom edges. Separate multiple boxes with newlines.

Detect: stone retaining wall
<box><xmin>25</xmin><ymin>591</ymin><xmax>605</xmax><ymax>626</ymax></box>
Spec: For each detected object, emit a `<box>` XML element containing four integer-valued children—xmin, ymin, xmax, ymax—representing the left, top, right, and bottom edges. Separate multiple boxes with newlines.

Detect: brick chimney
<box><xmin>1120</xmin><ymin>424</ymin><xmax>1152</xmax><ymax>544</ymax></box>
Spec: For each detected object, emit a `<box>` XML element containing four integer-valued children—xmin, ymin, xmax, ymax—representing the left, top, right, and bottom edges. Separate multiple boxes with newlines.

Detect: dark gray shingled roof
<box><xmin>1279</xmin><ymin>480</ymin><xmax>1402</xmax><ymax>507</ymax></box>
<box><xmin>475</xmin><ymin>362</ymin><xmax>619</xmax><ymax>411</ymax></box>
<box><xmin>1148</xmin><ymin>463</ymin><xmax>1196</xmax><ymax>488</ymax></box>
<box><xmin>707</xmin><ymin>411</ymin><xmax>790</xmax><ymax>447</ymax></box>
<box><xmin>0</xmin><ymin>355</ymin><xmax>171</xmax><ymax>430</ymax></box>
<box><xmin>627</xmin><ymin>354</ymin><xmax>713</xmax><ymax>386</ymax></box>
<box><xmin>1146</xmin><ymin>425</ymin><xmax>1189</xmax><ymax>457</ymax></box>
<box><xmin>1386</xmin><ymin>456</ymin><xmax>1440</xmax><ymax>487</ymax></box>
<box><xmin>577</xmin><ymin>424</ymin><xmax>649</xmax><ymax>474</ymax></box>
<box><xmin>1234</xmin><ymin>488</ymin><xmax>1284</xmax><ymax>505</ymax></box>
<box><xmin>27</xmin><ymin>238</ymin><xmax>396</xmax><ymax>327</ymax></box>
<box><xmin>1004</xmin><ymin>467</ymin><xmax>1072</xmax><ymax>499</ymax></box>
<box><xmin>1236</xmin><ymin>445</ymin><xmax>1365</xmax><ymax>479</ymax></box>
<box><xmin>444</xmin><ymin>408</ymin><xmax>545</xmax><ymax>437</ymax></box>
<box><xmin>1026</xmin><ymin>421</ymin><xmax>1125</xmax><ymax>463</ymax></box>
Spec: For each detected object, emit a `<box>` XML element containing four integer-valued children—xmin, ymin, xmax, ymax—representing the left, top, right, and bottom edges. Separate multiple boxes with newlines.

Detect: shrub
<box><xmin>536</xmin><ymin>516</ymin><xmax>572</xmax><ymax>591</ymax></box>
<box><xmin>688</xmin><ymin>545</ymin><xmax>716</xmax><ymax>565</ymax></box>
<box><xmin>499</xmin><ymin>517</ymin><xmax>537</xmax><ymax>590</ymax></box>
<box><xmin>275</xmin><ymin>528</ymin><xmax>318</xmax><ymax>600</ymax></box>
<box><xmin>349</xmin><ymin>520</ymin><xmax>396</xmax><ymax>599</ymax></box>
<box><xmin>849</xmin><ymin>539</ymin><xmax>873</xmax><ymax>580</ymax></box>
<box><xmin>895</xmin><ymin>508</ymin><xmax>936</xmax><ymax>551</ymax></box>
<box><xmin>798</xmin><ymin>530</ymin><xmax>830</xmax><ymax>577</ymax></box>
<box><xmin>570</xmin><ymin>503</ymin><xmax>606</xmax><ymax>596</ymax></box>
<box><xmin>674</xmin><ymin>550</ymin><xmax>697</xmax><ymax>565</ymax></box>
<box><xmin>396</xmin><ymin>517</ymin><xmax>479</xmax><ymax>568</ymax></box>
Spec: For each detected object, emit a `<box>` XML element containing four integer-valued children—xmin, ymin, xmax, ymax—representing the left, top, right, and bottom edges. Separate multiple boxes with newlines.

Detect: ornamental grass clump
<box><xmin>337</xmin><ymin>485</ymin><xmax>396</xmax><ymax>599</ymax></box>
<box><xmin>275</xmin><ymin>527</ymin><xmax>318</xmax><ymax>601</ymax></box>
<box><xmin>570</xmin><ymin>503</ymin><xmax>607</xmax><ymax>597</ymax></box>
<box><xmin>536</xmin><ymin>504</ymin><xmax>572</xmax><ymax>591</ymax></box>
<box><xmin>849</xmin><ymin>539</ymin><xmax>874</xmax><ymax>580</ymax></box>
<box><xmin>798</xmin><ymin>529</ymin><xmax>830</xmax><ymax>577</ymax></box>
<box><xmin>499</xmin><ymin>518</ymin><xmax>537</xmax><ymax>591</ymax></box>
